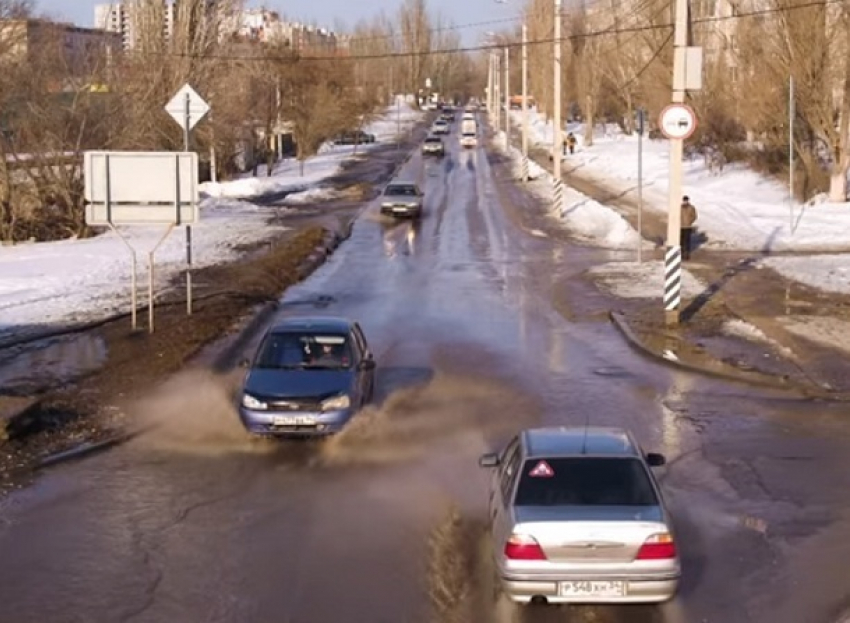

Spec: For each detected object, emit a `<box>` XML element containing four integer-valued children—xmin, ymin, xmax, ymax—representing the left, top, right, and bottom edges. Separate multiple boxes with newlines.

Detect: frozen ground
<box><xmin>0</xmin><ymin>101</ymin><xmax>423</xmax><ymax>339</ymax></box>
<box><xmin>586</xmin><ymin>260</ymin><xmax>705</xmax><ymax>299</ymax></box>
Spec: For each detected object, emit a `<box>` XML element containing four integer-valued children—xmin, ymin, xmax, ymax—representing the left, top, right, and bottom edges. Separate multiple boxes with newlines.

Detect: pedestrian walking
<box><xmin>680</xmin><ymin>195</ymin><xmax>698</xmax><ymax>260</ymax></box>
<box><xmin>567</xmin><ymin>132</ymin><xmax>577</xmax><ymax>155</ymax></box>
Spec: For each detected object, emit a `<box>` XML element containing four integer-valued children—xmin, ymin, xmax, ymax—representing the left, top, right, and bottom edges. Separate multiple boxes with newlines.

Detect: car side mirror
<box><xmin>359</xmin><ymin>359</ymin><xmax>376</xmax><ymax>370</ymax></box>
<box><xmin>479</xmin><ymin>452</ymin><xmax>500</xmax><ymax>468</ymax></box>
<box><xmin>646</xmin><ymin>452</ymin><xmax>666</xmax><ymax>467</ymax></box>
<box><xmin>239</xmin><ymin>358</ymin><xmax>250</xmax><ymax>368</ymax></box>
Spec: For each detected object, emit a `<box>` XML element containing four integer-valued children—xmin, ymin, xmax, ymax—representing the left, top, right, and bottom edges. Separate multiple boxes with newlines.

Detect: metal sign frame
<box><xmin>83</xmin><ymin>150</ymin><xmax>200</xmax><ymax>333</ymax></box>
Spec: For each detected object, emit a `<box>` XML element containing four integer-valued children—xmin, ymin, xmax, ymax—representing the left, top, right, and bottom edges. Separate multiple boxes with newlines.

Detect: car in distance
<box><xmin>431</xmin><ymin>119</ymin><xmax>450</xmax><ymax>135</ymax></box>
<box><xmin>380</xmin><ymin>181</ymin><xmax>424</xmax><ymax>218</ymax></box>
<box><xmin>479</xmin><ymin>426</ymin><xmax>679</xmax><ymax>605</ymax></box>
<box><xmin>333</xmin><ymin>130</ymin><xmax>376</xmax><ymax>145</ymax></box>
<box><xmin>421</xmin><ymin>135</ymin><xmax>445</xmax><ymax>156</ymax></box>
<box><xmin>238</xmin><ymin>316</ymin><xmax>377</xmax><ymax>437</ymax></box>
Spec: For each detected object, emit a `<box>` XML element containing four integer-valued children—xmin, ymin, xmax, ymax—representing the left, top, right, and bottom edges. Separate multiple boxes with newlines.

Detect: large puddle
<box><xmin>0</xmin><ymin>333</ymin><xmax>108</xmax><ymax>394</ymax></box>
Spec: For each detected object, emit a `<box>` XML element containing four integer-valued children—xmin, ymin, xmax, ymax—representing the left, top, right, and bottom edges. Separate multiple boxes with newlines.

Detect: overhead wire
<box><xmin>122</xmin><ymin>0</ymin><xmax>843</xmax><ymax>63</ymax></box>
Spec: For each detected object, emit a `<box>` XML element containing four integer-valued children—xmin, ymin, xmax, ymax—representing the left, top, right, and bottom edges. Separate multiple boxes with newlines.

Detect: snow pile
<box><xmin>587</xmin><ymin>260</ymin><xmax>705</xmax><ymax>299</ymax></box>
<box><xmin>511</xmin><ymin>108</ymin><xmax>850</xmax><ymax>253</ymax></box>
<box><xmin>723</xmin><ymin>319</ymin><xmax>796</xmax><ymax>359</ymax></box>
<box><xmin>496</xmin><ymin>131</ymin><xmax>646</xmax><ymax>250</ymax></box>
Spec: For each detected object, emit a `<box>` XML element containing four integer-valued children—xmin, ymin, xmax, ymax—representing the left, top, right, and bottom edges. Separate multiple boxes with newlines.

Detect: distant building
<box><xmin>0</xmin><ymin>19</ymin><xmax>121</xmax><ymax>74</ymax></box>
<box><xmin>94</xmin><ymin>0</ymin><xmax>223</xmax><ymax>50</ymax></box>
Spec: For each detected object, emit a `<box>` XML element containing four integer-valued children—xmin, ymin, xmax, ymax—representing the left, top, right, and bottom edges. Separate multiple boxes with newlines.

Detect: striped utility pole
<box><xmin>552</xmin><ymin>0</ymin><xmax>564</xmax><ymax>215</ymax></box>
<box><xmin>521</xmin><ymin>22</ymin><xmax>530</xmax><ymax>182</ymax></box>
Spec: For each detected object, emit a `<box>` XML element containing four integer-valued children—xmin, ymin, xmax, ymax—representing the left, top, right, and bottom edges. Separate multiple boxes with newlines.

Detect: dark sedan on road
<box><xmin>380</xmin><ymin>181</ymin><xmax>424</xmax><ymax>218</ymax></box>
<box><xmin>238</xmin><ymin>317</ymin><xmax>376</xmax><ymax>437</ymax></box>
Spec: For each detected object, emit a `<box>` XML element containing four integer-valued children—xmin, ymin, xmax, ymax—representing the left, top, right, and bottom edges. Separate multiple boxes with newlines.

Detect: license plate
<box><xmin>393</xmin><ymin>207</ymin><xmax>408</xmax><ymax>212</ymax></box>
<box><xmin>558</xmin><ymin>581</ymin><xmax>625</xmax><ymax>597</ymax></box>
<box><xmin>272</xmin><ymin>416</ymin><xmax>316</xmax><ymax>426</ymax></box>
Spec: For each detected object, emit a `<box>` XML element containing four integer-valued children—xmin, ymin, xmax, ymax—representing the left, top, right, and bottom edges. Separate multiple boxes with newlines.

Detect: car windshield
<box><xmin>425</xmin><ymin>137</ymin><xmax>440</xmax><ymax>143</ymax></box>
<box><xmin>513</xmin><ymin>458</ymin><xmax>659</xmax><ymax>506</ymax></box>
<box><xmin>385</xmin><ymin>185</ymin><xmax>417</xmax><ymax>196</ymax></box>
<box><xmin>253</xmin><ymin>332</ymin><xmax>352</xmax><ymax>370</ymax></box>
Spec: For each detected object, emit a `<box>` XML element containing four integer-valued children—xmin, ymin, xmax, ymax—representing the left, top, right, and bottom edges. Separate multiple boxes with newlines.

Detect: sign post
<box><xmin>165</xmin><ymin>83</ymin><xmax>210</xmax><ymax>316</ymax></box>
<box><xmin>659</xmin><ymin>102</ymin><xmax>698</xmax><ymax>324</ymax></box>
<box><xmin>637</xmin><ymin>107</ymin><xmax>645</xmax><ymax>263</ymax></box>
<box><xmin>84</xmin><ymin>151</ymin><xmax>201</xmax><ymax>334</ymax></box>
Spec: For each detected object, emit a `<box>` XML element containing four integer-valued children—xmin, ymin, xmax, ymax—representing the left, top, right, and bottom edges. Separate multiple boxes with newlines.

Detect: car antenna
<box><xmin>581</xmin><ymin>407</ymin><xmax>591</xmax><ymax>454</ymax></box>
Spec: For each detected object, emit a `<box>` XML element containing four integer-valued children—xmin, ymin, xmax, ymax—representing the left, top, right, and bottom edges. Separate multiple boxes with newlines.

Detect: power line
<box><xmin>619</xmin><ymin>30</ymin><xmax>674</xmax><ymax>92</ymax></box>
<box><xmin>121</xmin><ymin>0</ymin><xmax>844</xmax><ymax>63</ymax></box>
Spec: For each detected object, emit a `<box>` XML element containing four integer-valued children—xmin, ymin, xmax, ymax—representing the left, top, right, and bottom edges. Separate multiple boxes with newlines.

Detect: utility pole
<box><xmin>552</xmin><ymin>0</ymin><xmax>563</xmax><ymax>214</ymax></box>
<box><xmin>663</xmin><ymin>0</ymin><xmax>699</xmax><ymax>326</ymax></box>
<box><xmin>494</xmin><ymin>53</ymin><xmax>501</xmax><ymax>133</ymax></box>
<box><xmin>521</xmin><ymin>22</ymin><xmax>529</xmax><ymax>181</ymax></box>
<box><xmin>504</xmin><ymin>46</ymin><xmax>510</xmax><ymax>147</ymax></box>
<box><xmin>487</xmin><ymin>52</ymin><xmax>494</xmax><ymax>125</ymax></box>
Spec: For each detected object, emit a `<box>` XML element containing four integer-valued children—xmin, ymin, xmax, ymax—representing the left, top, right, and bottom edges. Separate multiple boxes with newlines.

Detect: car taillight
<box><xmin>504</xmin><ymin>534</ymin><xmax>547</xmax><ymax>560</ymax></box>
<box><xmin>636</xmin><ymin>533</ymin><xmax>677</xmax><ymax>560</ymax></box>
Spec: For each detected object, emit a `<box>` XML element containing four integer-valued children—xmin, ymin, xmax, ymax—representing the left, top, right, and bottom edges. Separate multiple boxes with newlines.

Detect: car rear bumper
<box><xmin>500</xmin><ymin>573</ymin><xmax>679</xmax><ymax>604</ymax></box>
<box><xmin>239</xmin><ymin>406</ymin><xmax>353</xmax><ymax>437</ymax></box>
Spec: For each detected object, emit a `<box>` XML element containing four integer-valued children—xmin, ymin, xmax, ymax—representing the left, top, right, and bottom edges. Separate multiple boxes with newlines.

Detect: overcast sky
<box><xmin>37</xmin><ymin>0</ymin><xmax>517</xmax><ymax>45</ymax></box>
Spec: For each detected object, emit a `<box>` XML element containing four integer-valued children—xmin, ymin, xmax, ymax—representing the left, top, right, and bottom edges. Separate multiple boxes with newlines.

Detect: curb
<box><xmin>37</xmin><ymin>427</ymin><xmax>149</xmax><ymax>469</ymax></box>
<box><xmin>608</xmin><ymin>311</ymin><xmax>808</xmax><ymax>392</ymax></box>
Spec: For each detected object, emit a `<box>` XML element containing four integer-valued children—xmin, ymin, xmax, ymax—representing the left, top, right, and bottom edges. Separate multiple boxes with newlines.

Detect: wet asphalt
<box><xmin>1</xmin><ymin>133</ymin><xmax>850</xmax><ymax>623</ymax></box>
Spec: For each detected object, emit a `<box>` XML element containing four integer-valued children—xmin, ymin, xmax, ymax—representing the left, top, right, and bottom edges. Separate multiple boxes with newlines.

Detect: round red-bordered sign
<box><xmin>658</xmin><ymin>104</ymin><xmax>697</xmax><ymax>140</ymax></box>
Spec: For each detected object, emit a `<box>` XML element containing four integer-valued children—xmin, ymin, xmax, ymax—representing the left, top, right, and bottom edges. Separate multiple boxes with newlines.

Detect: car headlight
<box><xmin>242</xmin><ymin>394</ymin><xmax>268</xmax><ymax>410</ymax></box>
<box><xmin>321</xmin><ymin>394</ymin><xmax>350</xmax><ymax>411</ymax></box>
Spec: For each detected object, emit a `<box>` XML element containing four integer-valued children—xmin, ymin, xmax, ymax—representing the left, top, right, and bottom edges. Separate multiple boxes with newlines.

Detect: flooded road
<box><xmin>2</xmin><ymin>134</ymin><xmax>850</xmax><ymax>623</ymax></box>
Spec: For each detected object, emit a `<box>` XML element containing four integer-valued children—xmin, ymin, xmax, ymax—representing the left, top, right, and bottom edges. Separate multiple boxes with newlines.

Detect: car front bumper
<box><xmin>381</xmin><ymin>204</ymin><xmax>422</xmax><ymax>217</ymax></box>
<box><xmin>422</xmin><ymin>148</ymin><xmax>444</xmax><ymax>155</ymax></box>
<box><xmin>239</xmin><ymin>406</ymin><xmax>353</xmax><ymax>437</ymax></box>
<box><xmin>499</xmin><ymin>572</ymin><xmax>679</xmax><ymax>605</ymax></box>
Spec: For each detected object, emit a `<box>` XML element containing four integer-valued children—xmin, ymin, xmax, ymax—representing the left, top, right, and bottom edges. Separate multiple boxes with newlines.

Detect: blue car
<box><xmin>238</xmin><ymin>316</ymin><xmax>377</xmax><ymax>437</ymax></box>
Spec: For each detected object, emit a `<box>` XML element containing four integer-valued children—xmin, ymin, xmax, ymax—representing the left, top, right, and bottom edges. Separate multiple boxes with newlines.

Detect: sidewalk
<box><xmin>503</xmin><ymin>116</ymin><xmax>850</xmax><ymax>396</ymax></box>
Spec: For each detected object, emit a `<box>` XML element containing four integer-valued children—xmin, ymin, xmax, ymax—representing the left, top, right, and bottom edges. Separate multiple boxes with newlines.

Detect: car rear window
<box><xmin>385</xmin><ymin>185</ymin><xmax>417</xmax><ymax>195</ymax></box>
<box><xmin>513</xmin><ymin>458</ymin><xmax>658</xmax><ymax>506</ymax></box>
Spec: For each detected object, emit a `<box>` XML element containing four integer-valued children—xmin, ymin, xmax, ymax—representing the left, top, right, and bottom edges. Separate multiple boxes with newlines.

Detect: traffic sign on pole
<box><xmin>658</xmin><ymin>103</ymin><xmax>697</xmax><ymax>140</ymax></box>
<box><xmin>165</xmin><ymin>83</ymin><xmax>210</xmax><ymax>134</ymax></box>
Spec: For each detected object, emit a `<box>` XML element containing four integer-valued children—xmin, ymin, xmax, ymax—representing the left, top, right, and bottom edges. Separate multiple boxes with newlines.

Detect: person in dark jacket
<box><xmin>680</xmin><ymin>195</ymin><xmax>698</xmax><ymax>260</ymax></box>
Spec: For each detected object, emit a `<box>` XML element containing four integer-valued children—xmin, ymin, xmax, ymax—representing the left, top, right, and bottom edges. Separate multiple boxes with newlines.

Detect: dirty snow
<box><xmin>762</xmin><ymin>255</ymin><xmax>850</xmax><ymax>295</ymax></box>
<box><xmin>512</xmin><ymin>109</ymin><xmax>850</xmax><ymax>253</ymax></box>
<box><xmin>723</xmin><ymin>319</ymin><xmax>796</xmax><ymax>360</ymax></box>
<box><xmin>281</xmin><ymin>187</ymin><xmax>341</xmax><ymax>206</ymax></box>
<box><xmin>587</xmin><ymin>260</ymin><xmax>705</xmax><ymax>299</ymax></box>
<box><xmin>0</xmin><ymin>101</ymin><xmax>423</xmax><ymax>338</ymax></box>
<box><xmin>494</xmin><ymin>131</ymin><xmax>647</xmax><ymax>250</ymax></box>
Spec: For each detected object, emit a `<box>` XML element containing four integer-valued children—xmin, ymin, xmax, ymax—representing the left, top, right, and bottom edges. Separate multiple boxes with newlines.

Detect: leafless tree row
<box><xmin>519</xmin><ymin>0</ymin><xmax>850</xmax><ymax>202</ymax></box>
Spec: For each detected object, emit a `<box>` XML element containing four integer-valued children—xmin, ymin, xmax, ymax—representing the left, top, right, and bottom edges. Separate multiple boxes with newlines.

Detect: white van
<box><xmin>460</xmin><ymin>118</ymin><xmax>477</xmax><ymax>148</ymax></box>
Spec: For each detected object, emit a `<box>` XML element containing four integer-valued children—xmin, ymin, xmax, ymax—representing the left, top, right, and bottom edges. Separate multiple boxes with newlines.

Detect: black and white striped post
<box><xmin>521</xmin><ymin>155</ymin><xmax>530</xmax><ymax>182</ymax></box>
<box><xmin>664</xmin><ymin>246</ymin><xmax>682</xmax><ymax>314</ymax></box>
<box><xmin>553</xmin><ymin>178</ymin><xmax>564</xmax><ymax>215</ymax></box>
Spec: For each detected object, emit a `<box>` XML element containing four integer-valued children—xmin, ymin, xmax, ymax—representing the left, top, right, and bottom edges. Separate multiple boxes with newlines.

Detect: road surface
<box><xmin>1</xmin><ymin>132</ymin><xmax>850</xmax><ymax>623</ymax></box>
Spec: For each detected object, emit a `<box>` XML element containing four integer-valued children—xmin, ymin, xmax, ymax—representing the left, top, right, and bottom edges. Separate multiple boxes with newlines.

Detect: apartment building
<box><xmin>94</xmin><ymin>0</ymin><xmax>221</xmax><ymax>50</ymax></box>
<box><xmin>236</xmin><ymin>7</ymin><xmax>342</xmax><ymax>54</ymax></box>
<box><xmin>0</xmin><ymin>19</ymin><xmax>121</xmax><ymax>73</ymax></box>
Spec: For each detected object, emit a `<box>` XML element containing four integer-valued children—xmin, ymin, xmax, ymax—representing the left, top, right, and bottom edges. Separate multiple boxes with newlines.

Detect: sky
<box><xmin>35</xmin><ymin>0</ymin><xmax>515</xmax><ymax>45</ymax></box>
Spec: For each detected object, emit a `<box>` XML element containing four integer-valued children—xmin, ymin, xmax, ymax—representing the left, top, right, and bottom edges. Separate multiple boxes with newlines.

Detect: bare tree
<box><xmin>399</xmin><ymin>0</ymin><xmax>432</xmax><ymax>95</ymax></box>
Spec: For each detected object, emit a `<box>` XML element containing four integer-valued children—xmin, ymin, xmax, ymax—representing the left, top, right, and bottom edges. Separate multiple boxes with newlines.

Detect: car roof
<box><xmin>387</xmin><ymin>181</ymin><xmax>418</xmax><ymax>187</ymax></box>
<box><xmin>522</xmin><ymin>426</ymin><xmax>641</xmax><ymax>459</ymax></box>
<box><xmin>270</xmin><ymin>316</ymin><xmax>354</xmax><ymax>334</ymax></box>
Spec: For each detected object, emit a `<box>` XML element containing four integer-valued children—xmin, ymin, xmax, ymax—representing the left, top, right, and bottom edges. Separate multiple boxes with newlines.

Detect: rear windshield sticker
<box><xmin>529</xmin><ymin>460</ymin><xmax>554</xmax><ymax>477</ymax></box>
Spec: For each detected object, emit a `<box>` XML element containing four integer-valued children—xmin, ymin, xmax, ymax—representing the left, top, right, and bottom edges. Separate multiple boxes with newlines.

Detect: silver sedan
<box><xmin>479</xmin><ymin>426</ymin><xmax>680</xmax><ymax>605</ymax></box>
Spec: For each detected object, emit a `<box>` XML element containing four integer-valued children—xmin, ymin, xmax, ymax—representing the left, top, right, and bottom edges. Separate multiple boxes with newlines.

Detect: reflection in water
<box><xmin>660</xmin><ymin>371</ymin><xmax>693</xmax><ymax>456</ymax></box>
<box><xmin>406</xmin><ymin>223</ymin><xmax>417</xmax><ymax>255</ymax></box>
<box><xmin>548</xmin><ymin>327</ymin><xmax>566</xmax><ymax>374</ymax></box>
<box><xmin>381</xmin><ymin>221</ymin><xmax>420</xmax><ymax>258</ymax></box>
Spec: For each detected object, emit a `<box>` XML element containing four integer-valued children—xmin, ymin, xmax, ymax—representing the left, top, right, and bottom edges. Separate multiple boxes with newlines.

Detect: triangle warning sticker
<box><xmin>529</xmin><ymin>460</ymin><xmax>554</xmax><ymax>478</ymax></box>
